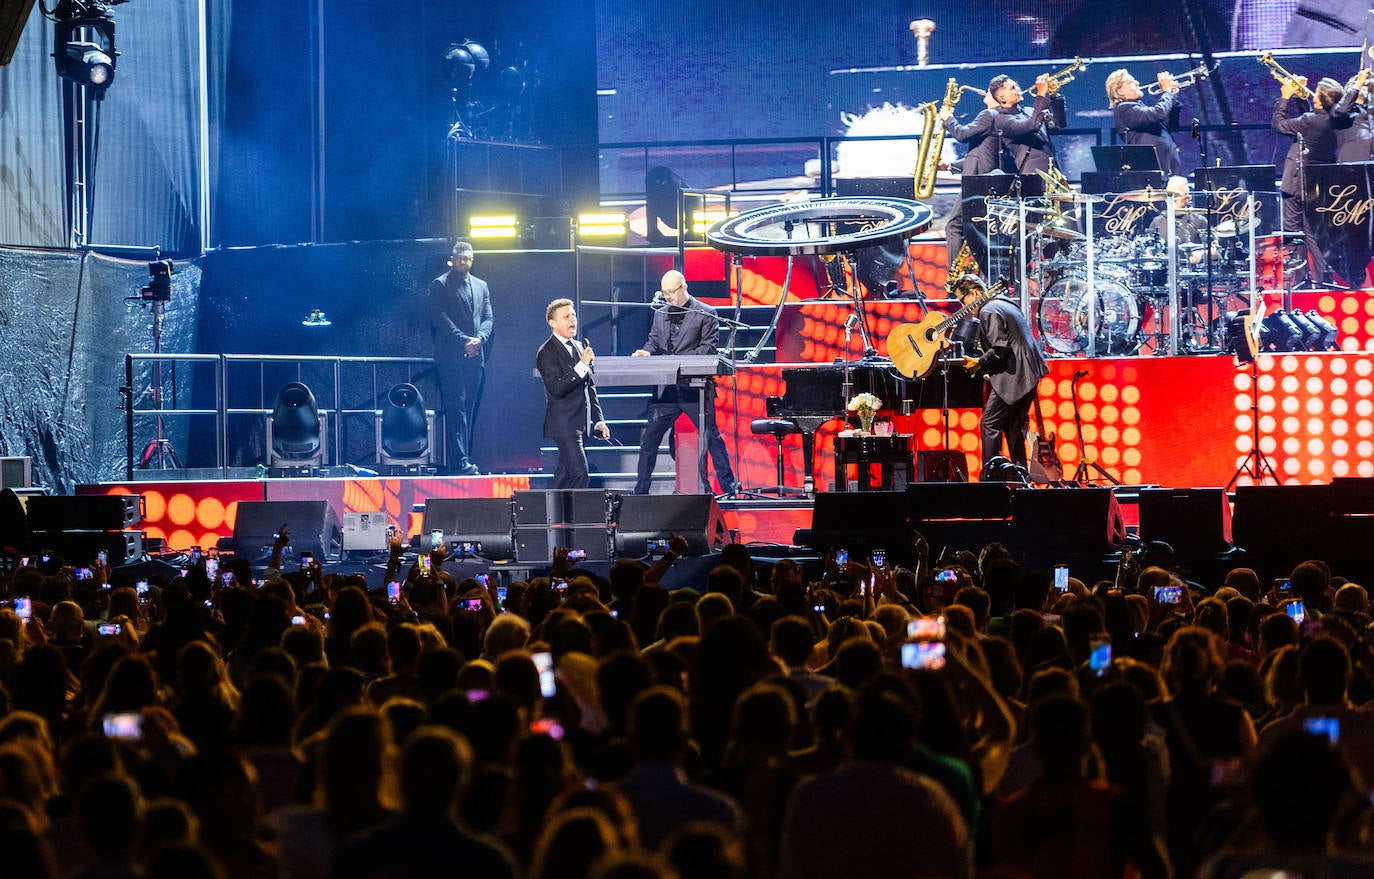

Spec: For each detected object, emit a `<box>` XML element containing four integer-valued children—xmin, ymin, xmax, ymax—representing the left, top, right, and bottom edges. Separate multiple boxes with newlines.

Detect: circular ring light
<box><xmin>706</xmin><ymin>196</ymin><xmax>933</xmax><ymax>256</ymax></box>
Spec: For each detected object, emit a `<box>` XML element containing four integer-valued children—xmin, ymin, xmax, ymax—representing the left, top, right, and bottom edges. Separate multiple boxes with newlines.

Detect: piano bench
<box><xmin>751</xmin><ymin>419</ymin><xmax>803</xmax><ymax>439</ymax></box>
<box><xmin>750</xmin><ymin>419</ymin><xmax>809</xmax><ymax>497</ymax></box>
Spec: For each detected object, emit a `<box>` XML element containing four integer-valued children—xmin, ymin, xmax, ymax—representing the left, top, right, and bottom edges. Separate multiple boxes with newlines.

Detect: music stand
<box><xmin>1090</xmin><ymin>145</ymin><xmax>1161</xmax><ymax>173</ymax></box>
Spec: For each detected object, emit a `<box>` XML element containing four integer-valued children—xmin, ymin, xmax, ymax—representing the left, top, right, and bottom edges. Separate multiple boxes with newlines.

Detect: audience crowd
<box><xmin>0</xmin><ymin>522</ymin><xmax>1372</xmax><ymax>879</ymax></box>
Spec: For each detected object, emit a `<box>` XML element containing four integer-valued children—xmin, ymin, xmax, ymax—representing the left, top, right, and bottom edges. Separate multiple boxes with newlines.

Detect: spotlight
<box><xmin>53</xmin><ymin>10</ymin><xmax>117</xmax><ymax>93</ymax></box>
<box><xmin>139</xmin><ymin>260</ymin><xmax>172</xmax><ymax>302</ymax></box>
<box><xmin>1305</xmin><ymin>310</ymin><xmax>1338</xmax><ymax>349</ymax></box>
<box><xmin>267</xmin><ymin>382</ymin><xmax>325</xmax><ymax>467</ymax></box>
<box><xmin>377</xmin><ymin>383</ymin><xmax>433</xmax><ymax>466</ymax></box>
<box><xmin>1260</xmin><ymin>310</ymin><xmax>1304</xmax><ymax>352</ymax></box>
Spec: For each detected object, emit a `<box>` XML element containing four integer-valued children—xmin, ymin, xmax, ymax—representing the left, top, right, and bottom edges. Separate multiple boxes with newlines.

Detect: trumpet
<box><xmin>914</xmin><ymin>78</ymin><xmax>963</xmax><ymax>199</ymax></box>
<box><xmin>1145</xmin><ymin>61</ymin><xmax>1219</xmax><ymax>94</ymax></box>
<box><xmin>959</xmin><ymin>84</ymin><xmax>987</xmax><ymax>97</ymax></box>
<box><xmin>1259</xmin><ymin>51</ymin><xmax>1312</xmax><ymax>100</ymax></box>
<box><xmin>1043</xmin><ymin>56</ymin><xmax>1088</xmax><ymax>95</ymax></box>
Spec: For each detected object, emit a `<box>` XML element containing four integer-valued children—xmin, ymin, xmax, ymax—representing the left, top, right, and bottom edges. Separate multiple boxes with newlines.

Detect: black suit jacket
<box><xmin>1273</xmin><ymin>96</ymin><xmax>1338</xmax><ymax>196</ymax></box>
<box><xmin>1114</xmin><ymin>91</ymin><xmax>1182</xmax><ymax>178</ymax></box>
<box><xmin>1006</xmin><ymin>94</ymin><xmax>1065</xmax><ymax>175</ymax></box>
<box><xmin>943</xmin><ymin>106</ymin><xmax>1047</xmax><ymax>175</ymax></box>
<box><xmin>537</xmin><ymin>335</ymin><xmax>603</xmax><ymax>438</ymax></box>
<box><xmin>640</xmin><ymin>295</ymin><xmax>720</xmax><ymax>357</ymax></box>
<box><xmin>429</xmin><ymin>270</ymin><xmax>494</xmax><ymax>365</ymax></box>
<box><xmin>975</xmin><ymin>297</ymin><xmax>1048</xmax><ymax>403</ymax></box>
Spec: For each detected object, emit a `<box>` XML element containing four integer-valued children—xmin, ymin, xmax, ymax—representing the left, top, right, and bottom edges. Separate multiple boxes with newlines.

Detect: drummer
<box><xmin>1147</xmin><ymin>176</ymin><xmax>1216</xmax><ymax>265</ymax></box>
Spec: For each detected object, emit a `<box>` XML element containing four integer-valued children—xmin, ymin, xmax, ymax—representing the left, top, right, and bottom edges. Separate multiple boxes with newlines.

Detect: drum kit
<box><xmin>1001</xmin><ymin>188</ymin><xmax>1264</xmax><ymax>356</ymax></box>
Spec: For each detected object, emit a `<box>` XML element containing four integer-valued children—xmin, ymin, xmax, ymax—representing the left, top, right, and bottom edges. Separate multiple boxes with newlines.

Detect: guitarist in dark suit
<box><xmin>956</xmin><ymin>276</ymin><xmax>1048</xmax><ymax>475</ymax></box>
<box><xmin>631</xmin><ymin>270</ymin><xmax>739</xmax><ymax>496</ymax></box>
<box><xmin>537</xmin><ymin>298</ymin><xmax>609</xmax><ymax>489</ymax></box>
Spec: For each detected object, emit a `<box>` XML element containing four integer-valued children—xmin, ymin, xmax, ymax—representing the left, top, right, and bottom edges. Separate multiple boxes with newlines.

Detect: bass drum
<box><xmin>1036</xmin><ymin>274</ymin><xmax>1140</xmax><ymax>356</ymax></box>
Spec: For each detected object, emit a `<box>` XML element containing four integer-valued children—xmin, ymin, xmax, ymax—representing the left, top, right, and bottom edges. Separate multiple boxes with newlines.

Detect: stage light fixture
<box><xmin>1260</xmin><ymin>310</ymin><xmax>1304</xmax><ymax>352</ymax></box>
<box><xmin>267</xmin><ymin>382</ymin><xmax>325</xmax><ymax>467</ymax></box>
<box><xmin>1287</xmin><ymin>309</ymin><xmax>1322</xmax><ymax>349</ymax></box>
<box><xmin>378</xmin><ymin>383</ymin><xmax>431</xmax><ymax>463</ymax></box>
<box><xmin>576</xmin><ymin>212</ymin><xmax>628</xmax><ymax>242</ymax></box>
<box><xmin>1305</xmin><ymin>310</ymin><xmax>1338</xmax><ymax>349</ymax></box>
<box><xmin>54</xmin><ymin>11</ymin><xmax>117</xmax><ymax>93</ymax></box>
<box><xmin>468</xmin><ymin>214</ymin><xmax>518</xmax><ymax>241</ymax></box>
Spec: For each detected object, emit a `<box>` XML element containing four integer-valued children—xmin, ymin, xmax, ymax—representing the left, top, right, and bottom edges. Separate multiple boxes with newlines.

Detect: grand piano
<box><xmin>768</xmin><ymin>360</ymin><xmax>983</xmax><ymax>487</ymax></box>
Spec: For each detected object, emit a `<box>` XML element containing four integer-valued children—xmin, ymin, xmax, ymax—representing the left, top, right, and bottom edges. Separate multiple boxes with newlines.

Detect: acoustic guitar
<box><xmin>888</xmin><ymin>277</ymin><xmax>1008</xmax><ymax>379</ymax></box>
<box><xmin>1026</xmin><ymin>394</ymin><xmax>1064</xmax><ymax>484</ymax></box>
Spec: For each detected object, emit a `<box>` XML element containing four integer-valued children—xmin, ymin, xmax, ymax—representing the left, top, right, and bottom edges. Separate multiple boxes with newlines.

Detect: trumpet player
<box><xmin>1002</xmin><ymin>73</ymin><xmax>1066</xmax><ymax>175</ymax></box>
<box><xmin>1272</xmin><ymin>74</ymin><xmax>1342</xmax><ymax>280</ymax></box>
<box><xmin>938</xmin><ymin>78</ymin><xmax>1051</xmax><ymax>265</ymax></box>
<box><xmin>1334</xmin><ymin>68</ymin><xmax>1373</xmax><ymax>164</ymax></box>
<box><xmin>1106</xmin><ymin>69</ymin><xmax>1182</xmax><ymax>177</ymax></box>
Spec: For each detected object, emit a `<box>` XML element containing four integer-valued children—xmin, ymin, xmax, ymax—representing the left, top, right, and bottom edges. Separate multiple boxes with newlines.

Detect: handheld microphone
<box><xmin>1191</xmin><ymin>118</ymin><xmax>1200</xmax><ymax>140</ymax></box>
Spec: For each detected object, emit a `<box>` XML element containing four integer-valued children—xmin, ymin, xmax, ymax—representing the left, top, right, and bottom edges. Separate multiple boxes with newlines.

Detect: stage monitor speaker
<box><xmin>0</xmin><ymin>0</ymin><xmax>36</xmax><ymax>67</ymax></box>
<box><xmin>232</xmin><ymin>500</ymin><xmax>342</xmax><ymax>561</ymax></box>
<box><xmin>809</xmin><ymin>491</ymin><xmax>914</xmax><ymax>567</ymax></box>
<box><xmin>907</xmin><ymin>482</ymin><xmax>1013</xmax><ymax>521</ymax></box>
<box><xmin>514</xmin><ymin>489</ymin><xmax>609</xmax><ymax>527</ymax></box>
<box><xmin>1137</xmin><ymin>488</ymin><xmax>1232</xmax><ymax>557</ymax></box>
<box><xmin>1232</xmin><ymin>484</ymin><xmax>1333</xmax><ymax>577</ymax></box>
<box><xmin>36</xmin><ymin>530</ymin><xmax>144</xmax><ymax>566</ymax></box>
<box><xmin>516</xmin><ymin>526</ymin><xmax>612</xmax><ymax>564</ymax></box>
<box><xmin>916</xmin><ymin>451</ymin><xmax>969</xmax><ymax>483</ymax></box>
<box><xmin>1010</xmin><ymin>487</ymin><xmax>1124</xmax><ymax>560</ymax></box>
<box><xmin>27</xmin><ymin>494</ymin><xmax>143</xmax><ymax>532</ymax></box>
<box><xmin>422</xmin><ymin>497</ymin><xmax>514</xmax><ymax>561</ymax></box>
<box><xmin>614</xmin><ymin>494</ymin><xmax>727</xmax><ymax>558</ymax></box>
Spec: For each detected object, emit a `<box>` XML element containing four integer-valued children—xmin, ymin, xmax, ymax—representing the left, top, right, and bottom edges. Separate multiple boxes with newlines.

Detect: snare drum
<box><xmin>1132</xmin><ymin>233</ymin><xmax>1169</xmax><ymax>289</ymax></box>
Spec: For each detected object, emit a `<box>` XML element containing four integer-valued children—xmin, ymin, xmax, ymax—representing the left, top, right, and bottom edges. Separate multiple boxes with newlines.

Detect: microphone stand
<box><xmin>1070</xmin><ymin>370</ymin><xmax>1119</xmax><ymax>485</ymax></box>
<box><xmin>1194</xmin><ymin>117</ymin><xmax>1221</xmax><ymax>352</ymax></box>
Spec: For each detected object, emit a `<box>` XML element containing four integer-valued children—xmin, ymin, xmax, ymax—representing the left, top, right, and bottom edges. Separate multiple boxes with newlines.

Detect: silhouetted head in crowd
<box><xmin>1223</xmin><ymin>567</ymin><xmax>1261</xmax><ymax>602</ymax></box>
<box><xmin>664</xmin><ymin>820</ymin><xmax>745</xmax><ymax>879</ymax></box>
<box><xmin>851</xmin><ymin>677</ymin><xmax>919</xmax><ymax>763</ymax></box>
<box><xmin>1333</xmin><ymin>583</ymin><xmax>1369</xmax><ymax>617</ymax></box>
<box><xmin>399</xmin><ymin>725</ymin><xmax>472</xmax><ymax>815</ymax></box>
<box><xmin>1253</xmin><ymin>732</ymin><xmax>1357</xmax><ymax>851</ymax></box>
<box><xmin>530</xmin><ymin>806</ymin><xmax>624</xmax><ymax>879</ymax></box>
<box><xmin>630</xmin><ymin>686</ymin><xmax>691</xmax><ymax>764</ymax></box>
<box><xmin>1299</xmin><ymin>637</ymin><xmax>1350</xmax><ymax>706</ymax></box>
<box><xmin>1160</xmin><ymin>626</ymin><xmax>1225</xmax><ymax>696</ymax></box>
<box><xmin>1289</xmin><ymin>561</ymin><xmax>1330</xmax><ymax>611</ymax></box>
<box><xmin>1029</xmin><ymin>694</ymin><xmax>1091</xmax><ymax>780</ymax></box>
<box><xmin>706</xmin><ymin>565</ymin><xmax>745</xmax><ymax>608</ymax></box>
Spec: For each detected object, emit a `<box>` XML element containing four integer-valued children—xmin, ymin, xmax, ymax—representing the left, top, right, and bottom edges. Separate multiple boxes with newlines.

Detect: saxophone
<box><xmin>914</xmin><ymin>78</ymin><xmax>962</xmax><ymax>199</ymax></box>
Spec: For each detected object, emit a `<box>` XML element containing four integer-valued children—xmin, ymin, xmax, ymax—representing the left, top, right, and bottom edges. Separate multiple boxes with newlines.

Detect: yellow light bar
<box><xmin>468</xmin><ymin>215</ymin><xmax>519</xmax><ymax>238</ymax></box>
<box><xmin>691</xmin><ymin>209</ymin><xmax>732</xmax><ymax>234</ymax></box>
<box><xmin>576</xmin><ymin>212</ymin><xmax>628</xmax><ymax>237</ymax></box>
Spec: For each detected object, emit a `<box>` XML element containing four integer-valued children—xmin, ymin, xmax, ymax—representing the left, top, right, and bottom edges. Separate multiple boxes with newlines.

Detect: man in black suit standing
<box><xmin>631</xmin><ymin>270</ymin><xmax>739</xmax><ymax>496</ymax></box>
<box><xmin>1273</xmin><ymin>75</ymin><xmax>1342</xmax><ymax>282</ymax></box>
<box><xmin>429</xmin><ymin>240</ymin><xmax>493</xmax><ymax>476</ymax></box>
<box><xmin>956</xmin><ymin>276</ymin><xmax>1048</xmax><ymax>474</ymax></box>
<box><xmin>1107</xmin><ymin>68</ymin><xmax>1182</xmax><ymax>178</ymax></box>
<box><xmin>537</xmin><ymin>298</ymin><xmax>609</xmax><ymax>489</ymax></box>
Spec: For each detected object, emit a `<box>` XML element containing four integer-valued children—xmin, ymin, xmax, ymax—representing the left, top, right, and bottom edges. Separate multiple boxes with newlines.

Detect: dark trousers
<box><xmin>982</xmin><ymin>386</ymin><xmax>1034</xmax><ymax>470</ymax></box>
<box><xmin>634</xmin><ymin>387</ymin><xmax>735</xmax><ymax>494</ymax></box>
<box><xmin>436</xmin><ymin>361</ymin><xmax>484</xmax><ymax>469</ymax></box>
<box><xmin>551</xmin><ymin>433</ymin><xmax>590</xmax><ymax>489</ymax></box>
<box><xmin>1282</xmin><ymin>191</ymin><xmax>1329</xmax><ymax>281</ymax></box>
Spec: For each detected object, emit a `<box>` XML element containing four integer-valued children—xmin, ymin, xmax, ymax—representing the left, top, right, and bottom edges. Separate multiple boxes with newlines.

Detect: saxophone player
<box><xmin>1107</xmin><ymin>69</ymin><xmax>1183</xmax><ymax>177</ymax></box>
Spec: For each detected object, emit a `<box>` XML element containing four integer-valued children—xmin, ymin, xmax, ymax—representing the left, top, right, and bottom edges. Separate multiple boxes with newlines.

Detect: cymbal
<box><xmin>1116</xmin><ymin>188</ymin><xmax>1169</xmax><ymax>202</ymax></box>
<box><xmin>1045</xmin><ymin>191</ymin><xmax>1102</xmax><ymax>203</ymax></box>
<box><xmin>1032</xmin><ymin>216</ymin><xmax>1085</xmax><ymax>240</ymax></box>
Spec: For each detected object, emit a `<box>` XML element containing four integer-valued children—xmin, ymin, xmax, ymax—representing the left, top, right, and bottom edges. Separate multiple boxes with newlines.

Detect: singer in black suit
<box><xmin>537</xmin><ymin>299</ymin><xmax>609</xmax><ymax>489</ymax></box>
<box><xmin>631</xmin><ymin>270</ymin><xmax>739</xmax><ymax>496</ymax></box>
<box><xmin>429</xmin><ymin>240</ymin><xmax>493</xmax><ymax>475</ymax></box>
<box><xmin>1107</xmin><ymin>69</ymin><xmax>1182</xmax><ymax>178</ymax></box>
<box><xmin>956</xmin><ymin>277</ymin><xmax>1048</xmax><ymax>473</ymax></box>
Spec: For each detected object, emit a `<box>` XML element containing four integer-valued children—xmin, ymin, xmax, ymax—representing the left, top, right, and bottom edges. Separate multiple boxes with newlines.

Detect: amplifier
<box><xmin>28</xmin><ymin>494</ymin><xmax>143</xmax><ymax>532</ymax></box>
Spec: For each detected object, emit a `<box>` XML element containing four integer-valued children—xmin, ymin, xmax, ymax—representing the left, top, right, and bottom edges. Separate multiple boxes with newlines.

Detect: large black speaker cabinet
<box><xmin>422</xmin><ymin>497</ymin><xmax>514</xmax><ymax>561</ymax></box>
<box><xmin>1010</xmin><ymin>487</ymin><xmax>1124</xmax><ymax>563</ymax></box>
<box><xmin>907</xmin><ymin>483</ymin><xmax>1014</xmax><ymax>521</ymax></box>
<box><xmin>28</xmin><ymin>495</ymin><xmax>143</xmax><ymax>532</ymax></box>
<box><xmin>614</xmin><ymin>494</ymin><xmax>727</xmax><ymax>558</ymax></box>
<box><xmin>1137</xmin><ymin>488</ymin><xmax>1232</xmax><ymax>557</ymax></box>
<box><xmin>516</xmin><ymin>526</ymin><xmax>612</xmax><ymax>564</ymax></box>
<box><xmin>1232</xmin><ymin>484</ymin><xmax>1335</xmax><ymax>579</ymax></box>
<box><xmin>35</xmin><ymin>530</ymin><xmax>144</xmax><ymax>566</ymax></box>
<box><xmin>232</xmin><ymin>500</ymin><xmax>342</xmax><ymax>561</ymax></box>
<box><xmin>514</xmin><ymin>489</ymin><xmax>609</xmax><ymax>526</ymax></box>
<box><xmin>809</xmin><ymin>491</ymin><xmax>914</xmax><ymax>567</ymax></box>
